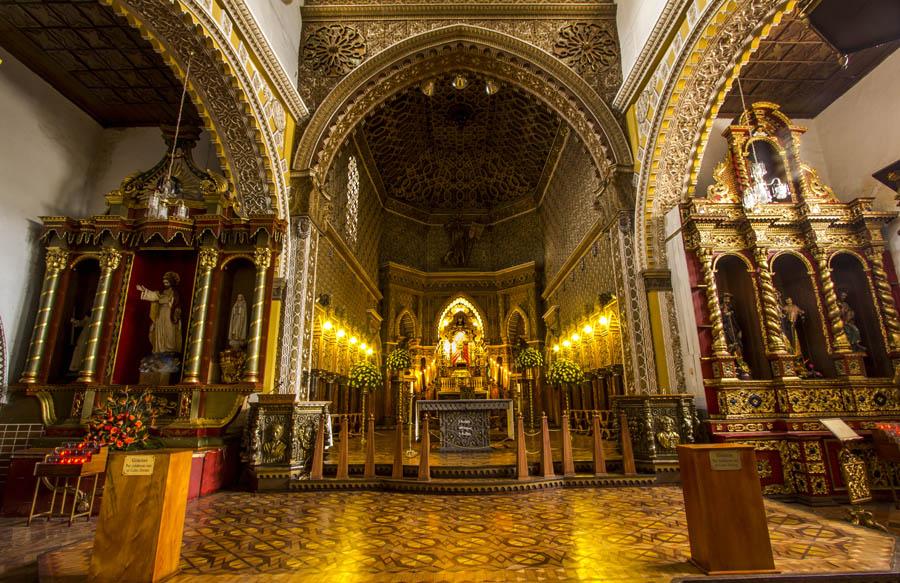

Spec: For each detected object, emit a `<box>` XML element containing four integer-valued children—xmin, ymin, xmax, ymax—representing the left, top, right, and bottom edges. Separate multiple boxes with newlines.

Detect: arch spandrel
<box><xmin>293</xmin><ymin>24</ymin><xmax>633</xmax><ymax>218</ymax></box>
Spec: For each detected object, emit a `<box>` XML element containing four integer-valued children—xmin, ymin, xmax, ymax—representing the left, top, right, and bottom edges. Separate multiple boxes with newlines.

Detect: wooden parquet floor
<box><xmin>18</xmin><ymin>486</ymin><xmax>898</xmax><ymax>582</ymax></box>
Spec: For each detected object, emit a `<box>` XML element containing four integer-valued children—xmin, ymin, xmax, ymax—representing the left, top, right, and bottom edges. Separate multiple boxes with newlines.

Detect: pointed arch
<box><xmin>505</xmin><ymin>306</ymin><xmax>530</xmax><ymax>343</ymax></box>
<box><xmin>435</xmin><ymin>295</ymin><xmax>488</xmax><ymax>339</ymax></box>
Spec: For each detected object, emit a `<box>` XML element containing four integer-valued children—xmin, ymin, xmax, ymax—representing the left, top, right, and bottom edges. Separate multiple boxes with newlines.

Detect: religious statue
<box><xmin>228</xmin><ymin>294</ymin><xmax>249</xmax><ymax>349</ymax></box>
<box><xmin>138</xmin><ymin>272</ymin><xmax>182</xmax><ymax>354</ymax></box>
<box><xmin>442</xmin><ymin>218</ymin><xmax>484</xmax><ymax>267</ymax></box>
<box><xmin>719</xmin><ymin>293</ymin><xmax>750</xmax><ymax>379</ymax></box>
<box><xmin>838</xmin><ymin>290</ymin><xmax>866</xmax><ymax>352</ymax></box>
<box><xmin>261</xmin><ymin>422</ymin><xmax>287</xmax><ymax>464</ymax></box>
<box><xmin>137</xmin><ymin>272</ymin><xmax>183</xmax><ymax>380</ymax></box>
<box><xmin>780</xmin><ymin>296</ymin><xmax>805</xmax><ymax>357</ymax></box>
<box><xmin>68</xmin><ymin>313</ymin><xmax>91</xmax><ymax>373</ymax></box>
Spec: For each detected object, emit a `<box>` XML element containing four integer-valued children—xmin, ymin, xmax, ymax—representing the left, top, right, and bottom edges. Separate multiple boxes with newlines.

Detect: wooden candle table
<box><xmin>28</xmin><ymin>443</ymin><xmax>108</xmax><ymax>526</ymax></box>
<box><xmin>677</xmin><ymin>444</ymin><xmax>777</xmax><ymax>575</ymax></box>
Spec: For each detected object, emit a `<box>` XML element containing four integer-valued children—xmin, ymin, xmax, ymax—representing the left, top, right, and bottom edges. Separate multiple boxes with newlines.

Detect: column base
<box><xmin>833</xmin><ymin>352</ymin><xmax>866</xmax><ymax>378</ymax></box>
<box><xmin>768</xmin><ymin>354</ymin><xmax>801</xmax><ymax>379</ymax></box>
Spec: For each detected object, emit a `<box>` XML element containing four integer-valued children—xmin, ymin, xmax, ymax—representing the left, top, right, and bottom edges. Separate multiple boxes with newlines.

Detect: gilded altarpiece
<box><xmin>682</xmin><ymin>103</ymin><xmax>900</xmax><ymax>500</ymax></box>
<box><xmin>16</xmin><ymin>131</ymin><xmax>284</xmax><ymax>446</ymax></box>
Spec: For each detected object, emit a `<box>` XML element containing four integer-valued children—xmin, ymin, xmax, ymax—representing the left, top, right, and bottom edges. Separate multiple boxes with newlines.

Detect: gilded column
<box><xmin>20</xmin><ymin>248</ymin><xmax>68</xmax><ymax>384</ymax></box>
<box><xmin>243</xmin><ymin>247</ymin><xmax>271</xmax><ymax>383</ymax></box>
<box><xmin>76</xmin><ymin>248</ymin><xmax>122</xmax><ymax>383</ymax></box>
<box><xmin>182</xmin><ymin>247</ymin><xmax>219</xmax><ymax>384</ymax></box>
<box><xmin>698</xmin><ymin>249</ymin><xmax>729</xmax><ymax>356</ymax></box>
<box><xmin>865</xmin><ymin>247</ymin><xmax>900</xmax><ymax>351</ymax></box>
<box><xmin>813</xmin><ymin>247</ymin><xmax>852</xmax><ymax>352</ymax></box>
<box><xmin>752</xmin><ymin>247</ymin><xmax>787</xmax><ymax>353</ymax></box>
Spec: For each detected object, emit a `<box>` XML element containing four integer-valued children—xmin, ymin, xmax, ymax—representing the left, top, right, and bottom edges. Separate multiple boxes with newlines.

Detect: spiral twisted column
<box><xmin>865</xmin><ymin>247</ymin><xmax>900</xmax><ymax>351</ymax></box>
<box><xmin>243</xmin><ymin>247</ymin><xmax>271</xmax><ymax>383</ymax></box>
<box><xmin>183</xmin><ymin>247</ymin><xmax>219</xmax><ymax>384</ymax></box>
<box><xmin>20</xmin><ymin>248</ymin><xmax>68</xmax><ymax>384</ymax></box>
<box><xmin>77</xmin><ymin>248</ymin><xmax>122</xmax><ymax>383</ymax></box>
<box><xmin>814</xmin><ymin>248</ymin><xmax>851</xmax><ymax>353</ymax></box>
<box><xmin>752</xmin><ymin>247</ymin><xmax>787</xmax><ymax>354</ymax></box>
<box><xmin>698</xmin><ymin>249</ymin><xmax>729</xmax><ymax>356</ymax></box>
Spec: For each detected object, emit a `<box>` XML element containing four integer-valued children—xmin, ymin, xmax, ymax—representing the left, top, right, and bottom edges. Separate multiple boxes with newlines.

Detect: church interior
<box><xmin>0</xmin><ymin>0</ymin><xmax>899</xmax><ymax>581</ymax></box>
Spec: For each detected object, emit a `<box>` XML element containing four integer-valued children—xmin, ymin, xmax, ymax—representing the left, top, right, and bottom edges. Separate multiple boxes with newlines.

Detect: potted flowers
<box><xmin>547</xmin><ymin>359</ymin><xmax>584</xmax><ymax>412</ymax></box>
<box><xmin>84</xmin><ymin>389</ymin><xmax>173</xmax><ymax>450</ymax></box>
<box><xmin>349</xmin><ymin>361</ymin><xmax>383</xmax><ymax>425</ymax></box>
<box><xmin>386</xmin><ymin>348</ymin><xmax>412</xmax><ymax>373</ymax></box>
<box><xmin>515</xmin><ymin>347</ymin><xmax>543</xmax><ymax>371</ymax></box>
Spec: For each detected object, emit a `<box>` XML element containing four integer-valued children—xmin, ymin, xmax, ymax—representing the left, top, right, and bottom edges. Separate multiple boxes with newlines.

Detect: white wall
<box><xmin>246</xmin><ymin>0</ymin><xmax>302</xmax><ymax>87</ymax></box>
<box><xmin>616</xmin><ymin>0</ymin><xmax>669</xmax><ymax>83</ymax></box>
<box><xmin>0</xmin><ymin>49</ymin><xmax>218</xmax><ymax>381</ymax></box>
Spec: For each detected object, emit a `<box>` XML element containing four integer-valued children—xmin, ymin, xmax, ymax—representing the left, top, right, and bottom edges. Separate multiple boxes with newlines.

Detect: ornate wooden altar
<box><xmin>682</xmin><ymin>103</ymin><xmax>900</xmax><ymax>501</ymax></box>
<box><xmin>16</xmin><ymin>128</ymin><xmax>284</xmax><ymax>445</ymax></box>
<box><xmin>416</xmin><ymin>399</ymin><xmax>514</xmax><ymax>450</ymax></box>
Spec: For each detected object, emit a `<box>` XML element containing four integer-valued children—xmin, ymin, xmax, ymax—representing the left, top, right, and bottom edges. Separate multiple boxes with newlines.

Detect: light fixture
<box><xmin>349</xmin><ymin>336</ymin><xmax>358</xmax><ymax>345</ymax></box>
<box><xmin>485</xmin><ymin>79</ymin><xmax>500</xmax><ymax>95</ymax></box>
<box><xmin>323</xmin><ymin>321</ymin><xmax>333</xmax><ymax>331</ymax></box>
<box><xmin>735</xmin><ymin>78</ymin><xmax>790</xmax><ymax>211</ymax></box>
<box><xmin>562</xmin><ymin>340</ymin><xmax>571</xmax><ymax>348</ymax></box>
<box><xmin>419</xmin><ymin>79</ymin><xmax>435</xmax><ymax>97</ymax></box>
<box><xmin>360</xmin><ymin>342</ymin><xmax>368</xmax><ymax>351</ymax></box>
<box><xmin>336</xmin><ymin>329</ymin><xmax>346</xmax><ymax>339</ymax></box>
<box><xmin>552</xmin><ymin>344</ymin><xmax>560</xmax><ymax>352</ymax></box>
<box><xmin>366</xmin><ymin>347</ymin><xmax>374</xmax><ymax>356</ymax></box>
<box><xmin>452</xmin><ymin>73</ymin><xmax>468</xmax><ymax>90</ymax></box>
<box><xmin>599</xmin><ymin>315</ymin><xmax>609</xmax><ymax>327</ymax></box>
<box><xmin>583</xmin><ymin>324</ymin><xmax>593</xmax><ymax>335</ymax></box>
<box><xmin>572</xmin><ymin>333</ymin><xmax>581</xmax><ymax>343</ymax></box>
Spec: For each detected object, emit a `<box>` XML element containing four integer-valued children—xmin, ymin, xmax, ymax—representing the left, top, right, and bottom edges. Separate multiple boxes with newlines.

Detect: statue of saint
<box><xmin>838</xmin><ymin>290</ymin><xmax>866</xmax><ymax>352</ymax></box>
<box><xmin>68</xmin><ymin>314</ymin><xmax>91</xmax><ymax>373</ymax></box>
<box><xmin>228</xmin><ymin>294</ymin><xmax>249</xmax><ymax>349</ymax></box>
<box><xmin>137</xmin><ymin>272</ymin><xmax>182</xmax><ymax>354</ymax></box>
<box><xmin>780</xmin><ymin>296</ymin><xmax>805</xmax><ymax>357</ymax></box>
<box><xmin>719</xmin><ymin>293</ymin><xmax>743</xmax><ymax>357</ymax></box>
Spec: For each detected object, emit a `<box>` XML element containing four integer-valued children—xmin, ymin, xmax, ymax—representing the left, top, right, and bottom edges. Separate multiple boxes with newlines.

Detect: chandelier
<box><xmin>736</xmin><ymin>78</ymin><xmax>791</xmax><ymax>212</ymax></box>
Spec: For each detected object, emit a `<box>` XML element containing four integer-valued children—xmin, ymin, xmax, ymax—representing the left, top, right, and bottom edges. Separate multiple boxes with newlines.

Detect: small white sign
<box><xmin>709</xmin><ymin>450</ymin><xmax>742</xmax><ymax>471</ymax></box>
<box><xmin>123</xmin><ymin>455</ymin><xmax>156</xmax><ymax>476</ymax></box>
<box><xmin>820</xmin><ymin>418</ymin><xmax>862</xmax><ymax>442</ymax></box>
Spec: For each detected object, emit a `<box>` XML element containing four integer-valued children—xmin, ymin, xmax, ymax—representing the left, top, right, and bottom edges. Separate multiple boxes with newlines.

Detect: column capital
<box><xmin>99</xmin><ymin>248</ymin><xmax>122</xmax><ymax>271</ymax></box>
<box><xmin>45</xmin><ymin>247</ymin><xmax>68</xmax><ymax>273</ymax></box>
<box><xmin>199</xmin><ymin>247</ymin><xmax>219</xmax><ymax>271</ymax></box>
<box><xmin>254</xmin><ymin>247</ymin><xmax>272</xmax><ymax>269</ymax></box>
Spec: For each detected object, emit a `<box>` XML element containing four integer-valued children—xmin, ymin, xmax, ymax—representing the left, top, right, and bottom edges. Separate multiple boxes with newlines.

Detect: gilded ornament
<box><xmin>199</xmin><ymin>247</ymin><xmax>219</xmax><ymax>271</ymax></box>
<box><xmin>99</xmin><ymin>248</ymin><xmax>122</xmax><ymax>271</ymax></box>
<box><xmin>254</xmin><ymin>247</ymin><xmax>272</xmax><ymax>269</ymax></box>
<box><xmin>304</xmin><ymin>24</ymin><xmax>367</xmax><ymax>77</ymax></box>
<box><xmin>553</xmin><ymin>23</ymin><xmax>617</xmax><ymax>74</ymax></box>
<box><xmin>45</xmin><ymin>248</ymin><xmax>69</xmax><ymax>273</ymax></box>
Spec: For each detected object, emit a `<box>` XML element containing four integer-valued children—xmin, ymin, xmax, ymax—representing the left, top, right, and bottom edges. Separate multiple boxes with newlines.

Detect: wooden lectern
<box><xmin>677</xmin><ymin>444</ymin><xmax>777</xmax><ymax>575</ymax></box>
<box><xmin>89</xmin><ymin>450</ymin><xmax>193</xmax><ymax>582</ymax></box>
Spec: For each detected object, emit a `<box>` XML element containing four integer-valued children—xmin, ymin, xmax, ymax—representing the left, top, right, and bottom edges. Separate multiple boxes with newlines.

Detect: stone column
<box><xmin>182</xmin><ymin>247</ymin><xmax>218</xmax><ymax>384</ymax></box>
<box><xmin>243</xmin><ymin>247</ymin><xmax>271</xmax><ymax>383</ymax></box>
<box><xmin>752</xmin><ymin>247</ymin><xmax>788</xmax><ymax>354</ymax></box>
<box><xmin>813</xmin><ymin>247</ymin><xmax>852</xmax><ymax>353</ymax></box>
<box><xmin>77</xmin><ymin>248</ymin><xmax>122</xmax><ymax>383</ymax></box>
<box><xmin>20</xmin><ymin>247</ymin><xmax>68</xmax><ymax>384</ymax></box>
<box><xmin>865</xmin><ymin>247</ymin><xmax>900</xmax><ymax>352</ymax></box>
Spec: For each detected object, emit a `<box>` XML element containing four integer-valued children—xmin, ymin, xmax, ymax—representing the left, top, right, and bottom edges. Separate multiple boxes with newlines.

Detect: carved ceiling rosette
<box><xmin>304</xmin><ymin>24</ymin><xmax>367</xmax><ymax>77</ymax></box>
<box><xmin>554</xmin><ymin>23</ymin><xmax>617</xmax><ymax>74</ymax></box>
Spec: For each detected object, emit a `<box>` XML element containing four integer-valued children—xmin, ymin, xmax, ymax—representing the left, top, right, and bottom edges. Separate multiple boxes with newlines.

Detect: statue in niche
<box><xmin>137</xmin><ymin>272</ymin><xmax>183</xmax><ymax>378</ymax></box>
<box><xmin>68</xmin><ymin>313</ymin><xmax>92</xmax><ymax>374</ymax></box>
<box><xmin>228</xmin><ymin>294</ymin><xmax>249</xmax><ymax>349</ymax></box>
<box><xmin>780</xmin><ymin>296</ymin><xmax>805</xmax><ymax>357</ymax></box>
<box><xmin>838</xmin><ymin>290</ymin><xmax>866</xmax><ymax>352</ymax></box>
<box><xmin>442</xmin><ymin>218</ymin><xmax>484</xmax><ymax>268</ymax></box>
<box><xmin>720</xmin><ymin>293</ymin><xmax>750</xmax><ymax>380</ymax></box>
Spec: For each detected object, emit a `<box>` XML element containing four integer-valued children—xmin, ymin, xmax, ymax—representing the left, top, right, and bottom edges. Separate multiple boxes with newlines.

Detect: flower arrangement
<box><xmin>515</xmin><ymin>347</ymin><xmax>543</xmax><ymax>370</ymax></box>
<box><xmin>386</xmin><ymin>348</ymin><xmax>412</xmax><ymax>372</ymax></box>
<box><xmin>348</xmin><ymin>361</ymin><xmax>382</xmax><ymax>391</ymax></box>
<box><xmin>547</xmin><ymin>359</ymin><xmax>584</xmax><ymax>385</ymax></box>
<box><xmin>84</xmin><ymin>390</ymin><xmax>171</xmax><ymax>451</ymax></box>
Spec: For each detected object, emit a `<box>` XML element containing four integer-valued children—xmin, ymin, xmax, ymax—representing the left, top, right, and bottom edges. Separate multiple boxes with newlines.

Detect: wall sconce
<box><xmin>552</xmin><ymin>344</ymin><xmax>560</xmax><ymax>352</ymax></box>
<box><xmin>349</xmin><ymin>336</ymin><xmax>358</xmax><ymax>345</ymax></box>
<box><xmin>360</xmin><ymin>343</ymin><xmax>368</xmax><ymax>351</ymax></box>
<box><xmin>366</xmin><ymin>347</ymin><xmax>374</xmax><ymax>356</ymax></box>
<box><xmin>599</xmin><ymin>315</ymin><xmax>609</xmax><ymax>328</ymax></box>
<box><xmin>323</xmin><ymin>321</ymin><xmax>333</xmax><ymax>331</ymax></box>
<box><xmin>583</xmin><ymin>324</ymin><xmax>593</xmax><ymax>335</ymax></box>
<box><xmin>336</xmin><ymin>329</ymin><xmax>346</xmax><ymax>339</ymax></box>
<box><xmin>571</xmin><ymin>333</ymin><xmax>581</xmax><ymax>343</ymax></box>
<box><xmin>562</xmin><ymin>340</ymin><xmax>571</xmax><ymax>349</ymax></box>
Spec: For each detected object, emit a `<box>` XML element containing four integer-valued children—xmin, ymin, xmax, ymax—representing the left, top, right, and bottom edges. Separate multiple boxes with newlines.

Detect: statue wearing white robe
<box><xmin>137</xmin><ymin>272</ymin><xmax>182</xmax><ymax>354</ymax></box>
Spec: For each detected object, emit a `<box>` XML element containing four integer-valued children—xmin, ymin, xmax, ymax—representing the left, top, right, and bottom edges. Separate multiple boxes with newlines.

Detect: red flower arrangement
<box><xmin>84</xmin><ymin>389</ymin><xmax>173</xmax><ymax>451</ymax></box>
<box><xmin>875</xmin><ymin>422</ymin><xmax>900</xmax><ymax>443</ymax></box>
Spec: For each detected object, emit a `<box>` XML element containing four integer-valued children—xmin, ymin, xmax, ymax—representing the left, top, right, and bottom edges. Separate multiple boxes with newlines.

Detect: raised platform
<box><xmin>289</xmin><ymin>474</ymin><xmax>655</xmax><ymax>494</ymax></box>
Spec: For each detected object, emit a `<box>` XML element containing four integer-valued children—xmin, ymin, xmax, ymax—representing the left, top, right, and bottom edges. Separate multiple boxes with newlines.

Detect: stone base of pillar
<box><xmin>711</xmin><ymin>356</ymin><xmax>739</xmax><ymax>380</ymax></box>
<box><xmin>242</xmin><ymin>396</ymin><xmax>331</xmax><ymax>491</ymax></box>
<box><xmin>611</xmin><ymin>394</ymin><xmax>697</xmax><ymax>475</ymax></box>
<box><xmin>769</xmin><ymin>354</ymin><xmax>801</xmax><ymax>379</ymax></box>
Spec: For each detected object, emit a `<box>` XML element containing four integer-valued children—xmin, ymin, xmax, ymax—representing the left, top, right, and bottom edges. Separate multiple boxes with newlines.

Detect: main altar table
<box><xmin>415</xmin><ymin>399</ymin><xmax>513</xmax><ymax>451</ymax></box>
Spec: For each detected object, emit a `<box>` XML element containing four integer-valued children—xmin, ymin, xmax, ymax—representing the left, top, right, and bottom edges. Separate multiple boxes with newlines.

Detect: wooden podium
<box><xmin>677</xmin><ymin>444</ymin><xmax>777</xmax><ymax>575</ymax></box>
<box><xmin>89</xmin><ymin>450</ymin><xmax>193</xmax><ymax>582</ymax></box>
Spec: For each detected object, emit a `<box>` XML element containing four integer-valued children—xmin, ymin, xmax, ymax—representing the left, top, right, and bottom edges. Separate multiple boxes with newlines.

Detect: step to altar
<box><xmin>319</xmin><ymin>459</ymin><xmax>628</xmax><ymax>480</ymax></box>
<box><xmin>288</xmin><ymin>474</ymin><xmax>656</xmax><ymax>494</ymax></box>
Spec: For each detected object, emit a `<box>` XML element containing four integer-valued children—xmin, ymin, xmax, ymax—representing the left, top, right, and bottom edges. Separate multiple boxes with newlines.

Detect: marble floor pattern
<box><xmin>7</xmin><ymin>486</ymin><xmax>895</xmax><ymax>582</ymax></box>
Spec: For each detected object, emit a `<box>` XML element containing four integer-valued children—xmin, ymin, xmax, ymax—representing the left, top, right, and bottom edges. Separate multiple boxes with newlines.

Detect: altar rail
<box><xmin>567</xmin><ymin>410</ymin><xmax>617</xmax><ymax>440</ymax></box>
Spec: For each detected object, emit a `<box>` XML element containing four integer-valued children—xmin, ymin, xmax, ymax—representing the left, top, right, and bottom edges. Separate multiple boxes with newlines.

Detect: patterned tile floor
<box><xmin>11</xmin><ymin>486</ymin><xmax>896</xmax><ymax>582</ymax></box>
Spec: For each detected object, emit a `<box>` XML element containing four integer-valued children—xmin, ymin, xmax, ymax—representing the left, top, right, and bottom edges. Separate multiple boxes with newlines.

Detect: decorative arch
<box><xmin>634</xmin><ymin>0</ymin><xmax>798</xmax><ymax>269</ymax></box>
<box><xmin>435</xmin><ymin>295</ymin><xmax>487</xmax><ymax>339</ymax></box>
<box><xmin>395</xmin><ymin>309</ymin><xmax>418</xmax><ymax>340</ymax></box>
<box><xmin>102</xmin><ymin>0</ymin><xmax>292</xmax><ymax>219</ymax></box>
<box><xmin>505</xmin><ymin>307</ymin><xmax>530</xmax><ymax>343</ymax></box>
<box><xmin>293</xmin><ymin>24</ymin><xmax>633</xmax><ymax>215</ymax></box>
<box><xmin>713</xmin><ymin>252</ymin><xmax>755</xmax><ymax>273</ymax></box>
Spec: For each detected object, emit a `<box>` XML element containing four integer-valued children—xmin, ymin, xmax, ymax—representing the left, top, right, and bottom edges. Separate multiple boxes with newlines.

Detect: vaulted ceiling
<box><xmin>718</xmin><ymin>12</ymin><xmax>899</xmax><ymax>118</ymax></box>
<box><xmin>361</xmin><ymin>72</ymin><xmax>562</xmax><ymax>216</ymax></box>
<box><xmin>0</xmin><ymin>0</ymin><xmax>198</xmax><ymax>127</ymax></box>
